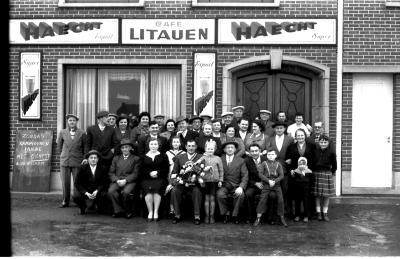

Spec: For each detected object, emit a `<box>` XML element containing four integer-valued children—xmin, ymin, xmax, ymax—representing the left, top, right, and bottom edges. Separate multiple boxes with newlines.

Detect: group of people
<box><xmin>57</xmin><ymin>105</ymin><xmax>337</xmax><ymax>227</ymax></box>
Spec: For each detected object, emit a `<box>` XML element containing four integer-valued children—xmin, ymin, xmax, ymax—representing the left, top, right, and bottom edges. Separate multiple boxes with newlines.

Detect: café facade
<box><xmin>9</xmin><ymin>0</ymin><xmax>400</xmax><ymax>195</ymax></box>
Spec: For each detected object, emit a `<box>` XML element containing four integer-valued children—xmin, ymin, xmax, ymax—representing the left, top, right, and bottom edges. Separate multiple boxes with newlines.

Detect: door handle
<box><xmin>387</xmin><ymin>136</ymin><xmax>391</xmax><ymax>143</ymax></box>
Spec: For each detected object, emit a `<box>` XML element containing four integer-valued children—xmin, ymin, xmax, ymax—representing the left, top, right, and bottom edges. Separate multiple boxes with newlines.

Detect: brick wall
<box><xmin>9</xmin><ymin>0</ymin><xmax>338</xmax><ymax>191</ymax></box>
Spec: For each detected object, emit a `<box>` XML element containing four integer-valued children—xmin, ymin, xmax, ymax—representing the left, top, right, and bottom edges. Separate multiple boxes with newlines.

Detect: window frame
<box><xmin>191</xmin><ymin>0</ymin><xmax>280</xmax><ymax>7</ymax></box>
<box><xmin>385</xmin><ymin>0</ymin><xmax>400</xmax><ymax>7</ymax></box>
<box><xmin>58</xmin><ymin>0</ymin><xmax>145</xmax><ymax>7</ymax></box>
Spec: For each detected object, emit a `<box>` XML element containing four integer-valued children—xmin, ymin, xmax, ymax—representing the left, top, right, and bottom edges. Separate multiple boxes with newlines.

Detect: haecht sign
<box><xmin>218</xmin><ymin>19</ymin><xmax>336</xmax><ymax>45</ymax></box>
<box><xmin>122</xmin><ymin>19</ymin><xmax>215</xmax><ymax>45</ymax></box>
<box><xmin>9</xmin><ymin>19</ymin><xmax>119</xmax><ymax>44</ymax></box>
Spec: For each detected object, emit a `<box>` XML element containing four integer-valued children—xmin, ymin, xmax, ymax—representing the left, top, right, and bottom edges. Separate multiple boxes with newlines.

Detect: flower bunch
<box><xmin>174</xmin><ymin>160</ymin><xmax>205</xmax><ymax>187</ymax></box>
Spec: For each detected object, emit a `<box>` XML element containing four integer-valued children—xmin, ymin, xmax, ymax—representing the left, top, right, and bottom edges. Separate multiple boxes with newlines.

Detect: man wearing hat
<box><xmin>108</xmin><ymin>113</ymin><xmax>118</xmax><ymax>129</ymax></box>
<box><xmin>258</xmin><ymin>110</ymin><xmax>274</xmax><ymax>137</ymax></box>
<box><xmin>172</xmin><ymin>116</ymin><xmax>199</xmax><ymax>150</ymax></box>
<box><xmin>137</xmin><ymin>120</ymin><xmax>169</xmax><ymax>156</ymax></box>
<box><xmin>230</xmin><ymin>105</ymin><xmax>245</xmax><ymax>128</ymax></box>
<box><xmin>220</xmin><ymin>111</ymin><xmax>234</xmax><ymax>133</ymax></box>
<box><xmin>85</xmin><ymin>110</ymin><xmax>119</xmax><ymax>170</ymax></box>
<box><xmin>73</xmin><ymin>150</ymin><xmax>109</xmax><ymax>215</ymax></box>
<box><xmin>57</xmin><ymin>114</ymin><xmax>87</xmax><ymax>208</ymax></box>
<box><xmin>200</xmin><ymin>114</ymin><xmax>212</xmax><ymax>125</ymax></box>
<box><xmin>153</xmin><ymin>114</ymin><xmax>165</xmax><ymax>129</ymax></box>
<box><xmin>217</xmin><ymin>141</ymin><xmax>248</xmax><ymax>224</ymax></box>
<box><xmin>189</xmin><ymin>115</ymin><xmax>203</xmax><ymax>134</ymax></box>
<box><xmin>108</xmin><ymin>139</ymin><xmax>141</xmax><ymax>218</ymax></box>
<box><xmin>267</xmin><ymin>121</ymin><xmax>294</xmax><ymax>216</ymax></box>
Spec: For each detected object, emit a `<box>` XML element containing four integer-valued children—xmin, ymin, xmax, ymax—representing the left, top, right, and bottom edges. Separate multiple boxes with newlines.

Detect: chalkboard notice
<box><xmin>12</xmin><ymin>130</ymin><xmax>53</xmax><ymax>192</ymax></box>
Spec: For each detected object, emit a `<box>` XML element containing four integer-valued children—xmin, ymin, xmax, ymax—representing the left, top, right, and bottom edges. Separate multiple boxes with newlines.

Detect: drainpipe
<box><xmin>336</xmin><ymin>0</ymin><xmax>343</xmax><ymax>196</ymax></box>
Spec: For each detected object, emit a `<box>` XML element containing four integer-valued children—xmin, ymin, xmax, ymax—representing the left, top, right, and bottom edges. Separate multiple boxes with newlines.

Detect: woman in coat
<box><xmin>114</xmin><ymin>115</ymin><xmax>132</xmax><ymax>155</ymax></box>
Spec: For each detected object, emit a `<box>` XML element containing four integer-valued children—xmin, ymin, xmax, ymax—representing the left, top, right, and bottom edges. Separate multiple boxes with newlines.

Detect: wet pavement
<box><xmin>11</xmin><ymin>193</ymin><xmax>400</xmax><ymax>256</ymax></box>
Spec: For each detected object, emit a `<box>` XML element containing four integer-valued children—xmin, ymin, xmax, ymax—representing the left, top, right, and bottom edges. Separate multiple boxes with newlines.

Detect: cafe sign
<box><xmin>122</xmin><ymin>19</ymin><xmax>215</xmax><ymax>44</ymax></box>
<box><xmin>218</xmin><ymin>19</ymin><xmax>336</xmax><ymax>45</ymax></box>
<box><xmin>9</xmin><ymin>19</ymin><xmax>119</xmax><ymax>44</ymax></box>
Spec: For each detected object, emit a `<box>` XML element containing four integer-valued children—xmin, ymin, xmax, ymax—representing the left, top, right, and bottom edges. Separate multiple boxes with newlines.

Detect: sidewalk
<box><xmin>11</xmin><ymin>192</ymin><xmax>400</xmax><ymax>256</ymax></box>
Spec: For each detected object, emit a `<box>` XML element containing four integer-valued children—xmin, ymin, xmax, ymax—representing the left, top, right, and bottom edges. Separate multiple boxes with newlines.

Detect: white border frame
<box><xmin>58</xmin><ymin>0</ymin><xmax>144</xmax><ymax>7</ymax></box>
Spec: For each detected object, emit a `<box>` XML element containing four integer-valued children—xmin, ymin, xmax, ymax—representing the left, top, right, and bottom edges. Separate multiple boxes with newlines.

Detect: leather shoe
<box><xmin>125</xmin><ymin>213</ymin><xmax>133</xmax><ymax>219</ymax></box>
<box><xmin>59</xmin><ymin>203</ymin><xmax>69</xmax><ymax>208</ymax></box>
<box><xmin>323</xmin><ymin>213</ymin><xmax>330</xmax><ymax>222</ymax></box>
<box><xmin>280</xmin><ymin>216</ymin><xmax>288</xmax><ymax>227</ymax></box>
<box><xmin>146</xmin><ymin>218</ymin><xmax>153</xmax><ymax>222</ymax></box>
<box><xmin>317</xmin><ymin>213</ymin><xmax>323</xmax><ymax>221</ymax></box>
<box><xmin>194</xmin><ymin>218</ymin><xmax>201</xmax><ymax>225</ymax></box>
<box><xmin>79</xmin><ymin>207</ymin><xmax>86</xmax><ymax>215</ymax></box>
<box><xmin>232</xmin><ymin>217</ymin><xmax>240</xmax><ymax>224</ymax></box>
<box><xmin>253</xmin><ymin>217</ymin><xmax>261</xmax><ymax>227</ymax></box>
<box><xmin>172</xmin><ymin>217</ymin><xmax>180</xmax><ymax>224</ymax></box>
<box><xmin>223</xmin><ymin>215</ymin><xmax>229</xmax><ymax>224</ymax></box>
<box><xmin>294</xmin><ymin>216</ymin><xmax>300</xmax><ymax>222</ymax></box>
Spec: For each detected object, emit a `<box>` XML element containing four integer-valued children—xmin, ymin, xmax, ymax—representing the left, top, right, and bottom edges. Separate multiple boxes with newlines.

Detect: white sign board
<box><xmin>218</xmin><ymin>19</ymin><xmax>336</xmax><ymax>45</ymax></box>
<box><xmin>122</xmin><ymin>19</ymin><xmax>215</xmax><ymax>44</ymax></box>
<box><xmin>9</xmin><ymin>19</ymin><xmax>119</xmax><ymax>44</ymax></box>
<box><xmin>20</xmin><ymin>52</ymin><xmax>41</xmax><ymax>120</ymax></box>
<box><xmin>193</xmin><ymin>53</ymin><xmax>216</xmax><ymax>117</ymax></box>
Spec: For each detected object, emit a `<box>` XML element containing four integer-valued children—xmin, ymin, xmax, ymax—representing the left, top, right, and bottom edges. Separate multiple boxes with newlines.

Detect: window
<box><xmin>385</xmin><ymin>0</ymin><xmax>400</xmax><ymax>7</ymax></box>
<box><xmin>58</xmin><ymin>0</ymin><xmax>144</xmax><ymax>7</ymax></box>
<box><xmin>65</xmin><ymin>67</ymin><xmax>181</xmax><ymax>130</ymax></box>
<box><xmin>192</xmin><ymin>0</ymin><xmax>279</xmax><ymax>7</ymax></box>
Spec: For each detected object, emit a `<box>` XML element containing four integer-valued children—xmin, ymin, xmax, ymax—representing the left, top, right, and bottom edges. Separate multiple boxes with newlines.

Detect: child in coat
<box><xmin>291</xmin><ymin>157</ymin><xmax>313</xmax><ymax>222</ymax></box>
<box><xmin>199</xmin><ymin>139</ymin><xmax>224</xmax><ymax>224</ymax></box>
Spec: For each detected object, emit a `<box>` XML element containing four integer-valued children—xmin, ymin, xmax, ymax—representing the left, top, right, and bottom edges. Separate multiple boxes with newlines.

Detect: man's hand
<box><xmin>176</xmin><ymin>130</ymin><xmax>183</xmax><ymax>136</ymax></box>
<box><xmin>218</xmin><ymin>181</ymin><xmax>222</xmax><ymax>188</ymax></box>
<box><xmin>234</xmin><ymin>187</ymin><xmax>243</xmax><ymax>197</ymax></box>
<box><xmin>285</xmin><ymin>159</ymin><xmax>292</xmax><ymax>165</ymax></box>
<box><xmin>117</xmin><ymin>179</ymin><xmax>127</xmax><ymax>187</ymax></box>
<box><xmin>81</xmin><ymin>159</ymin><xmax>88</xmax><ymax>165</ymax></box>
<box><xmin>204</xmin><ymin>166</ymin><xmax>212</xmax><ymax>171</ymax></box>
<box><xmin>164</xmin><ymin>184</ymin><xmax>173</xmax><ymax>195</ymax></box>
<box><xmin>268</xmin><ymin>180</ymin><xmax>275</xmax><ymax>188</ymax></box>
<box><xmin>150</xmin><ymin>171</ymin><xmax>158</xmax><ymax>178</ymax></box>
<box><xmin>261</xmin><ymin>150</ymin><xmax>267</xmax><ymax>155</ymax></box>
<box><xmin>111</xmin><ymin>148</ymin><xmax>115</xmax><ymax>154</ymax></box>
<box><xmin>92</xmin><ymin>190</ymin><xmax>98</xmax><ymax>198</ymax></box>
<box><xmin>255</xmin><ymin>182</ymin><xmax>263</xmax><ymax>190</ymax></box>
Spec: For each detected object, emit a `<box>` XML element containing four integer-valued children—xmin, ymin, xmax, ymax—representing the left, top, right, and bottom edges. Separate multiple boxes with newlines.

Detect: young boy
<box><xmin>254</xmin><ymin>148</ymin><xmax>287</xmax><ymax>227</ymax></box>
<box><xmin>291</xmin><ymin>157</ymin><xmax>312</xmax><ymax>222</ymax></box>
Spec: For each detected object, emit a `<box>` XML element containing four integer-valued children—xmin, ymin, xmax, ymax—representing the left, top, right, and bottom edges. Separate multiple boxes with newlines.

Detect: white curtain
<box><xmin>151</xmin><ymin>69</ymin><xmax>181</xmax><ymax>119</ymax></box>
<box><xmin>98</xmin><ymin>69</ymin><xmax>148</xmax><ymax>112</ymax></box>
<box><xmin>66</xmin><ymin>68</ymin><xmax>96</xmax><ymax>131</ymax></box>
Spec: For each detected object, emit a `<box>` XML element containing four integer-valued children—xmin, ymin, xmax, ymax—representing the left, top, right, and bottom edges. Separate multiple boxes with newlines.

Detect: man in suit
<box><xmin>244</xmin><ymin>143</ymin><xmax>267</xmax><ymax>224</ymax></box>
<box><xmin>73</xmin><ymin>150</ymin><xmax>109</xmax><ymax>215</ymax></box>
<box><xmin>267</xmin><ymin>121</ymin><xmax>294</xmax><ymax>215</ymax></box>
<box><xmin>258</xmin><ymin>110</ymin><xmax>275</xmax><ymax>137</ymax></box>
<box><xmin>171</xmin><ymin>116</ymin><xmax>199</xmax><ymax>151</ymax></box>
<box><xmin>170</xmin><ymin>139</ymin><xmax>203</xmax><ymax>225</ymax></box>
<box><xmin>220</xmin><ymin>111</ymin><xmax>234</xmax><ymax>133</ymax></box>
<box><xmin>237</xmin><ymin>118</ymin><xmax>250</xmax><ymax>143</ymax></box>
<box><xmin>217</xmin><ymin>141</ymin><xmax>248</xmax><ymax>224</ymax></box>
<box><xmin>85</xmin><ymin>111</ymin><xmax>119</xmax><ymax>170</ymax></box>
<box><xmin>108</xmin><ymin>139</ymin><xmax>141</xmax><ymax>219</ymax></box>
<box><xmin>137</xmin><ymin>121</ymin><xmax>169</xmax><ymax>156</ymax></box>
<box><xmin>230</xmin><ymin>106</ymin><xmax>245</xmax><ymax>129</ymax></box>
<box><xmin>56</xmin><ymin>114</ymin><xmax>87</xmax><ymax>208</ymax></box>
<box><xmin>189</xmin><ymin>115</ymin><xmax>203</xmax><ymax>134</ymax></box>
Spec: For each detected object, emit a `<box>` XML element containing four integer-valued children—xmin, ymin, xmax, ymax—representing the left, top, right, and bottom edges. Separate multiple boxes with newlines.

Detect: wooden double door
<box><xmin>237</xmin><ymin>73</ymin><xmax>311</xmax><ymax>122</ymax></box>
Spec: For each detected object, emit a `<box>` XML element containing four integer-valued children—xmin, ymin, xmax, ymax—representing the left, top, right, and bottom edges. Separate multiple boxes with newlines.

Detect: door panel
<box><xmin>351</xmin><ymin>74</ymin><xmax>392</xmax><ymax>188</ymax></box>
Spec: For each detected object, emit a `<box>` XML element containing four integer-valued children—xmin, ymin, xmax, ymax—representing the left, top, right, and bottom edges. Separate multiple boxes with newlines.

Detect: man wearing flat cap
<box><xmin>258</xmin><ymin>110</ymin><xmax>275</xmax><ymax>137</ymax></box>
<box><xmin>220</xmin><ymin>111</ymin><xmax>234</xmax><ymax>133</ymax></box>
<box><xmin>189</xmin><ymin>115</ymin><xmax>203</xmax><ymax>134</ymax></box>
<box><xmin>217</xmin><ymin>141</ymin><xmax>248</xmax><ymax>224</ymax></box>
<box><xmin>153</xmin><ymin>114</ymin><xmax>165</xmax><ymax>129</ymax></box>
<box><xmin>230</xmin><ymin>106</ymin><xmax>245</xmax><ymax>129</ymax></box>
<box><xmin>171</xmin><ymin>116</ymin><xmax>199</xmax><ymax>150</ymax></box>
<box><xmin>57</xmin><ymin>114</ymin><xmax>87</xmax><ymax>208</ymax></box>
<box><xmin>73</xmin><ymin>150</ymin><xmax>109</xmax><ymax>215</ymax></box>
<box><xmin>108</xmin><ymin>113</ymin><xmax>118</xmax><ymax>129</ymax></box>
<box><xmin>85</xmin><ymin>110</ymin><xmax>119</xmax><ymax>170</ymax></box>
<box><xmin>108</xmin><ymin>139</ymin><xmax>141</xmax><ymax>218</ymax></box>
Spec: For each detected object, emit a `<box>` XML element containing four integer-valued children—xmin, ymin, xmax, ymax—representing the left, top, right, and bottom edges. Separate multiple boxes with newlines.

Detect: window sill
<box><xmin>191</xmin><ymin>0</ymin><xmax>280</xmax><ymax>7</ymax></box>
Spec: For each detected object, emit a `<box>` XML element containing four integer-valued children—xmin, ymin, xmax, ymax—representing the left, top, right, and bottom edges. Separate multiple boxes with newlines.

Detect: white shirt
<box><xmin>275</xmin><ymin>134</ymin><xmax>284</xmax><ymax>152</ymax></box>
<box><xmin>253</xmin><ymin>156</ymin><xmax>261</xmax><ymax>165</ymax></box>
<box><xmin>123</xmin><ymin>154</ymin><xmax>129</xmax><ymax>160</ymax></box>
<box><xmin>226</xmin><ymin>155</ymin><xmax>234</xmax><ymax>165</ymax></box>
<box><xmin>187</xmin><ymin>152</ymin><xmax>197</xmax><ymax>161</ymax></box>
<box><xmin>287</xmin><ymin>123</ymin><xmax>311</xmax><ymax>138</ymax></box>
<box><xmin>98</xmin><ymin>124</ymin><xmax>106</xmax><ymax>131</ymax></box>
<box><xmin>181</xmin><ymin>129</ymin><xmax>188</xmax><ymax>138</ymax></box>
<box><xmin>239</xmin><ymin>131</ymin><xmax>247</xmax><ymax>141</ymax></box>
<box><xmin>90</xmin><ymin>165</ymin><xmax>97</xmax><ymax>176</ymax></box>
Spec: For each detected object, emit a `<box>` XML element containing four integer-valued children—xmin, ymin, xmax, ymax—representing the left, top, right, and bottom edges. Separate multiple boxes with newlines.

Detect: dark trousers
<box><xmin>293</xmin><ymin>181</ymin><xmax>310</xmax><ymax>217</ymax></box>
<box><xmin>108</xmin><ymin>182</ymin><xmax>137</xmax><ymax>214</ymax></box>
<box><xmin>171</xmin><ymin>185</ymin><xmax>202</xmax><ymax>218</ymax></box>
<box><xmin>73</xmin><ymin>191</ymin><xmax>108</xmax><ymax>213</ymax></box>
<box><xmin>245</xmin><ymin>186</ymin><xmax>262</xmax><ymax>221</ymax></box>
<box><xmin>60</xmin><ymin>166</ymin><xmax>79</xmax><ymax>205</ymax></box>
<box><xmin>217</xmin><ymin>186</ymin><xmax>245</xmax><ymax>217</ymax></box>
<box><xmin>256</xmin><ymin>186</ymin><xmax>284</xmax><ymax>216</ymax></box>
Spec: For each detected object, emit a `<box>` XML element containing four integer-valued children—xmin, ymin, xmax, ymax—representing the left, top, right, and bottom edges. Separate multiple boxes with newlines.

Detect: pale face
<box><xmin>319</xmin><ymin>139</ymin><xmax>329</xmax><ymax>150</ymax></box>
<box><xmin>266</xmin><ymin>151</ymin><xmax>277</xmax><ymax>161</ymax></box>
<box><xmin>212</xmin><ymin>122</ymin><xmax>221</xmax><ymax>133</ymax></box>
<box><xmin>149</xmin><ymin>140</ymin><xmax>159</xmax><ymax>152</ymax></box>
<box><xmin>186</xmin><ymin>141</ymin><xmax>197</xmax><ymax>154</ymax></box>
<box><xmin>314</xmin><ymin>122</ymin><xmax>324</xmax><ymax>134</ymax></box>
<box><xmin>108</xmin><ymin>116</ymin><xmax>117</xmax><ymax>126</ymax></box>
<box><xmin>295</xmin><ymin>130</ymin><xmax>306</xmax><ymax>144</ymax></box>
<box><xmin>260</xmin><ymin>113</ymin><xmax>270</xmax><ymax>121</ymax></box>
<box><xmin>249</xmin><ymin>146</ymin><xmax>260</xmax><ymax>160</ymax></box>
<box><xmin>295</xmin><ymin>115</ymin><xmax>303</xmax><ymax>125</ymax></box>
<box><xmin>252</xmin><ymin>123</ymin><xmax>261</xmax><ymax>134</ymax></box>
<box><xmin>120</xmin><ymin>145</ymin><xmax>132</xmax><ymax>156</ymax></box>
<box><xmin>88</xmin><ymin>154</ymin><xmax>98</xmax><ymax>166</ymax></box>
<box><xmin>149</xmin><ymin>124</ymin><xmax>159</xmax><ymax>135</ymax></box>
<box><xmin>140</xmin><ymin>116</ymin><xmax>150</xmax><ymax>126</ymax></box>
<box><xmin>234</xmin><ymin>109</ymin><xmax>244</xmax><ymax>118</ymax></box>
<box><xmin>274</xmin><ymin>125</ymin><xmax>285</xmax><ymax>136</ymax></box>
<box><xmin>203</xmin><ymin>124</ymin><xmax>212</xmax><ymax>136</ymax></box>
<box><xmin>205</xmin><ymin>144</ymin><xmax>216</xmax><ymax>155</ymax></box>
<box><xmin>226</xmin><ymin>127</ymin><xmax>236</xmax><ymax>138</ymax></box>
<box><xmin>192</xmin><ymin>119</ymin><xmax>202</xmax><ymax>130</ymax></box>
<box><xmin>118</xmin><ymin>118</ymin><xmax>128</xmax><ymax>130</ymax></box>
<box><xmin>155</xmin><ymin>117</ymin><xmax>164</xmax><ymax>125</ymax></box>
<box><xmin>224</xmin><ymin>144</ymin><xmax>236</xmax><ymax>156</ymax></box>
<box><xmin>178</xmin><ymin>120</ymin><xmax>188</xmax><ymax>131</ymax></box>
<box><xmin>171</xmin><ymin>138</ymin><xmax>181</xmax><ymax>150</ymax></box>
<box><xmin>278</xmin><ymin>113</ymin><xmax>286</xmax><ymax>122</ymax></box>
<box><xmin>239</xmin><ymin>120</ymin><xmax>249</xmax><ymax>132</ymax></box>
<box><xmin>67</xmin><ymin>117</ymin><xmax>77</xmax><ymax>128</ymax></box>
<box><xmin>223</xmin><ymin>115</ymin><xmax>233</xmax><ymax>125</ymax></box>
<box><xmin>166</xmin><ymin>121</ymin><xmax>175</xmax><ymax>132</ymax></box>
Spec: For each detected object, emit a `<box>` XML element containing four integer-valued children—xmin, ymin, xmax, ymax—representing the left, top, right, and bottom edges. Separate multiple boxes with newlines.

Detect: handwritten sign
<box><xmin>12</xmin><ymin>130</ymin><xmax>53</xmax><ymax>192</ymax></box>
<box><xmin>218</xmin><ymin>19</ymin><xmax>336</xmax><ymax>45</ymax></box>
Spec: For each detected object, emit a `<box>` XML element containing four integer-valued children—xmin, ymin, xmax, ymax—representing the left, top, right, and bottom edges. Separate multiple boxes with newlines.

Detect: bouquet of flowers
<box><xmin>173</xmin><ymin>160</ymin><xmax>205</xmax><ymax>187</ymax></box>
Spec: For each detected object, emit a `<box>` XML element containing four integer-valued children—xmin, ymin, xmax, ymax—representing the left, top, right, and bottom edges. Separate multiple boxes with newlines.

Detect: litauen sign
<box><xmin>122</xmin><ymin>19</ymin><xmax>215</xmax><ymax>44</ymax></box>
<box><xmin>218</xmin><ymin>19</ymin><xmax>336</xmax><ymax>45</ymax></box>
<box><xmin>9</xmin><ymin>19</ymin><xmax>119</xmax><ymax>44</ymax></box>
